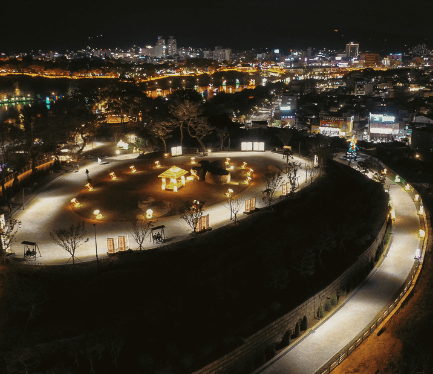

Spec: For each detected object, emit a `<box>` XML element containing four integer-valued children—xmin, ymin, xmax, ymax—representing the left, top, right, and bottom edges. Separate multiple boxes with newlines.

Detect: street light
<box><xmin>94</xmin><ymin>209</ymin><xmax>103</xmax><ymax>220</ymax></box>
<box><xmin>93</xmin><ymin>224</ymin><xmax>99</xmax><ymax>265</ymax></box>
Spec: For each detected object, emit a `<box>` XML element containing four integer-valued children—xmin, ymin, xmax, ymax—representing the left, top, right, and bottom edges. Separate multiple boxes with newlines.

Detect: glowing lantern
<box><xmin>85</xmin><ymin>183</ymin><xmax>93</xmax><ymax>191</ymax></box>
<box><xmin>191</xmin><ymin>157</ymin><xmax>196</xmax><ymax>164</ymax></box>
<box><xmin>115</xmin><ymin>150</ymin><xmax>121</xmax><ymax>155</ymax></box>
<box><xmin>110</xmin><ymin>172</ymin><xmax>117</xmax><ymax>180</ymax></box>
<box><xmin>244</xmin><ymin>176</ymin><xmax>252</xmax><ymax>184</ymax></box>
<box><xmin>415</xmin><ymin>248</ymin><xmax>421</xmax><ymax>260</ymax></box>
<box><xmin>241</xmin><ymin>162</ymin><xmax>247</xmax><ymax>169</ymax></box>
<box><xmin>225</xmin><ymin>157</ymin><xmax>231</xmax><ymax>165</ymax></box>
<box><xmin>164</xmin><ymin>153</ymin><xmax>170</xmax><ymax>158</ymax></box>
<box><xmin>419</xmin><ymin>229</ymin><xmax>425</xmax><ymax>238</ymax></box>
<box><xmin>225</xmin><ymin>188</ymin><xmax>233</xmax><ymax>197</ymax></box>
<box><xmin>130</xmin><ymin>166</ymin><xmax>137</xmax><ymax>173</ymax></box>
<box><xmin>395</xmin><ymin>176</ymin><xmax>401</xmax><ymax>183</ymax></box>
<box><xmin>155</xmin><ymin>161</ymin><xmax>161</xmax><ymax>168</ymax></box>
<box><xmin>414</xmin><ymin>194</ymin><xmax>419</xmax><ymax>202</ymax></box>
<box><xmin>390</xmin><ymin>209</ymin><xmax>395</xmax><ymax>221</ymax></box>
<box><xmin>93</xmin><ymin>209</ymin><xmax>103</xmax><ymax>220</ymax></box>
<box><xmin>419</xmin><ymin>205</ymin><xmax>424</xmax><ymax>215</ymax></box>
<box><xmin>70</xmin><ymin>198</ymin><xmax>80</xmax><ymax>208</ymax></box>
<box><xmin>174</xmin><ymin>185</ymin><xmax>178</xmax><ymax>192</ymax></box>
<box><xmin>146</xmin><ymin>209</ymin><xmax>153</xmax><ymax>219</ymax></box>
<box><xmin>382</xmin><ymin>168</ymin><xmax>387</xmax><ymax>175</ymax></box>
<box><xmin>405</xmin><ymin>184</ymin><xmax>410</xmax><ymax>191</ymax></box>
<box><xmin>181</xmin><ymin>175</ymin><xmax>186</xmax><ymax>186</ymax></box>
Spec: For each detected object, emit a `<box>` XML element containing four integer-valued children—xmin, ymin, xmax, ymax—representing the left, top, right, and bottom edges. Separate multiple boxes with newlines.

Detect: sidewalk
<box><xmin>255</xmin><ymin>160</ymin><xmax>419</xmax><ymax>374</ymax></box>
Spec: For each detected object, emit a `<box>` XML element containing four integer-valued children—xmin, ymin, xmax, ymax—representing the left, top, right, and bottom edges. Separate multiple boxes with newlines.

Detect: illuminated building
<box><xmin>368</xmin><ymin>113</ymin><xmax>399</xmax><ymax>142</ymax></box>
<box><xmin>362</xmin><ymin>54</ymin><xmax>379</xmax><ymax>67</ymax></box>
<box><xmin>346</xmin><ymin>42</ymin><xmax>359</xmax><ymax>59</ymax></box>
<box><xmin>167</xmin><ymin>36</ymin><xmax>177</xmax><ymax>56</ymax></box>
<box><xmin>311</xmin><ymin>116</ymin><xmax>354</xmax><ymax>138</ymax></box>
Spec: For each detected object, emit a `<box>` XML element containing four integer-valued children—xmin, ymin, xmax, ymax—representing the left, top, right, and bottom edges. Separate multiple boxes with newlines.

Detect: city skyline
<box><xmin>2</xmin><ymin>0</ymin><xmax>433</xmax><ymax>53</ymax></box>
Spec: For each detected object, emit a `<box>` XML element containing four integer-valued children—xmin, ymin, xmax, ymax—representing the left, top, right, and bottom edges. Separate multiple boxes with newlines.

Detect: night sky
<box><xmin>1</xmin><ymin>0</ymin><xmax>432</xmax><ymax>54</ymax></box>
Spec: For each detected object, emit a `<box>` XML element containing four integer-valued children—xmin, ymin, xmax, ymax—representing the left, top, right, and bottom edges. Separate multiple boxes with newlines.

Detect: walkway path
<box><xmin>255</xmin><ymin>173</ymin><xmax>420</xmax><ymax>373</ymax></box>
<box><xmin>10</xmin><ymin>151</ymin><xmax>310</xmax><ymax>265</ymax></box>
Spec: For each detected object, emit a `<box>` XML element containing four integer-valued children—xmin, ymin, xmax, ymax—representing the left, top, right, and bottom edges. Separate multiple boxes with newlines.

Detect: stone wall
<box><xmin>193</xmin><ymin>218</ymin><xmax>388</xmax><ymax>374</ymax></box>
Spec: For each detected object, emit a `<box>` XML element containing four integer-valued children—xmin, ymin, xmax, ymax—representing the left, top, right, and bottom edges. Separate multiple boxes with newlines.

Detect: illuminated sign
<box><xmin>371</xmin><ymin>114</ymin><xmax>395</xmax><ymax>122</ymax></box>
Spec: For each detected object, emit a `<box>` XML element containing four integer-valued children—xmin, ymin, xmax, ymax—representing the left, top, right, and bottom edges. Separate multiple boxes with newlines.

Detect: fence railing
<box><xmin>313</xmin><ymin>159</ymin><xmax>429</xmax><ymax>374</ymax></box>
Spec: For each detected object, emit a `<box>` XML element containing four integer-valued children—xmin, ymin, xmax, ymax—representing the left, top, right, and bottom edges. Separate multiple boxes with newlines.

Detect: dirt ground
<box><xmin>73</xmin><ymin>156</ymin><xmax>262</xmax><ymax>221</ymax></box>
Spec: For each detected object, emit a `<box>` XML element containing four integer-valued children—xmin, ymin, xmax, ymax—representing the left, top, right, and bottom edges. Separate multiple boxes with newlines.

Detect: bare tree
<box><xmin>50</xmin><ymin>221</ymin><xmax>89</xmax><ymax>265</ymax></box>
<box><xmin>276</xmin><ymin>129</ymin><xmax>293</xmax><ymax>147</ymax></box>
<box><xmin>130</xmin><ymin>219</ymin><xmax>153</xmax><ymax>250</ymax></box>
<box><xmin>225</xmin><ymin>194</ymin><xmax>243</xmax><ymax>224</ymax></box>
<box><xmin>148</xmin><ymin>120</ymin><xmax>172</xmax><ymax>152</ymax></box>
<box><xmin>0</xmin><ymin>215</ymin><xmax>21</xmax><ymax>263</ymax></box>
<box><xmin>216</xmin><ymin>127</ymin><xmax>229</xmax><ymax>151</ymax></box>
<box><xmin>261</xmin><ymin>170</ymin><xmax>284</xmax><ymax>210</ymax></box>
<box><xmin>169</xmin><ymin>101</ymin><xmax>214</xmax><ymax>152</ymax></box>
<box><xmin>286</xmin><ymin>160</ymin><xmax>302</xmax><ymax>195</ymax></box>
<box><xmin>179</xmin><ymin>200</ymin><xmax>204</xmax><ymax>235</ymax></box>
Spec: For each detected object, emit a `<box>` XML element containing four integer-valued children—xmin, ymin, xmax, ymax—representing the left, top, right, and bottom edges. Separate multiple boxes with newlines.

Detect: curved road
<box><xmin>255</xmin><ymin>173</ymin><xmax>420</xmax><ymax>373</ymax></box>
<box><xmin>11</xmin><ymin>151</ymin><xmax>309</xmax><ymax>264</ymax></box>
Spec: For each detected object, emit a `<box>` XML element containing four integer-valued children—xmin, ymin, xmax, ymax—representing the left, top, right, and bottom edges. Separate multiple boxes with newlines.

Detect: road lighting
<box><xmin>93</xmin><ymin>224</ymin><xmax>99</xmax><ymax>265</ymax></box>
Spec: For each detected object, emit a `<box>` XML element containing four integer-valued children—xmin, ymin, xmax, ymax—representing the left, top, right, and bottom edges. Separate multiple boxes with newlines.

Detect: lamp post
<box><xmin>93</xmin><ymin>224</ymin><xmax>99</xmax><ymax>265</ymax></box>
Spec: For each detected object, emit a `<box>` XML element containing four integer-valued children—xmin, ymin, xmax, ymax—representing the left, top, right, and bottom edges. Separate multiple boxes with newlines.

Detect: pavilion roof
<box><xmin>158</xmin><ymin>165</ymin><xmax>189</xmax><ymax>179</ymax></box>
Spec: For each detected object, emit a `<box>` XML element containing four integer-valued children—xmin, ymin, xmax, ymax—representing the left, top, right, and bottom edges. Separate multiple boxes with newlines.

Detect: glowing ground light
<box><xmin>225</xmin><ymin>157</ymin><xmax>231</xmax><ymax>165</ymax></box>
<box><xmin>414</xmin><ymin>194</ymin><xmax>419</xmax><ymax>202</ymax></box>
<box><xmin>116</xmin><ymin>150</ymin><xmax>121</xmax><ymax>155</ymax></box>
<box><xmin>130</xmin><ymin>166</ymin><xmax>137</xmax><ymax>173</ymax></box>
<box><xmin>164</xmin><ymin>153</ymin><xmax>170</xmax><ymax>158</ymax></box>
<box><xmin>93</xmin><ymin>210</ymin><xmax>103</xmax><ymax>220</ymax></box>
<box><xmin>85</xmin><ymin>183</ymin><xmax>94</xmax><ymax>191</ymax></box>
<box><xmin>244</xmin><ymin>176</ymin><xmax>252</xmax><ymax>184</ymax></box>
<box><xmin>110</xmin><ymin>172</ymin><xmax>117</xmax><ymax>180</ymax></box>
<box><xmin>146</xmin><ymin>209</ymin><xmax>153</xmax><ymax>219</ymax></box>
<box><xmin>419</xmin><ymin>205</ymin><xmax>424</xmax><ymax>215</ymax></box>
<box><xmin>225</xmin><ymin>188</ymin><xmax>233</xmax><ymax>197</ymax></box>
<box><xmin>241</xmin><ymin>162</ymin><xmax>247</xmax><ymax>169</ymax></box>
<box><xmin>405</xmin><ymin>184</ymin><xmax>410</xmax><ymax>190</ymax></box>
<box><xmin>419</xmin><ymin>229</ymin><xmax>425</xmax><ymax>238</ymax></box>
<box><xmin>390</xmin><ymin>209</ymin><xmax>396</xmax><ymax>221</ymax></box>
<box><xmin>395</xmin><ymin>176</ymin><xmax>401</xmax><ymax>183</ymax></box>
<box><xmin>70</xmin><ymin>198</ymin><xmax>80</xmax><ymax>208</ymax></box>
<box><xmin>382</xmin><ymin>168</ymin><xmax>387</xmax><ymax>175</ymax></box>
<box><xmin>155</xmin><ymin>161</ymin><xmax>161</xmax><ymax>168</ymax></box>
<box><xmin>191</xmin><ymin>157</ymin><xmax>196</xmax><ymax>164</ymax></box>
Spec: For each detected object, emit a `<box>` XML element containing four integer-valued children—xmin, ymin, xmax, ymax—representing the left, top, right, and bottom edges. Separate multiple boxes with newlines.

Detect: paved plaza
<box><xmin>10</xmin><ymin>151</ymin><xmax>309</xmax><ymax>264</ymax></box>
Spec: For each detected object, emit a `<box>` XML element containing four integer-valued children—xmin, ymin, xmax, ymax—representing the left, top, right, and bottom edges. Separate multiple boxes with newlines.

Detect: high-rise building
<box><xmin>167</xmin><ymin>36</ymin><xmax>177</xmax><ymax>56</ymax></box>
<box><xmin>346</xmin><ymin>42</ymin><xmax>359</xmax><ymax>58</ymax></box>
<box><xmin>155</xmin><ymin>36</ymin><xmax>166</xmax><ymax>58</ymax></box>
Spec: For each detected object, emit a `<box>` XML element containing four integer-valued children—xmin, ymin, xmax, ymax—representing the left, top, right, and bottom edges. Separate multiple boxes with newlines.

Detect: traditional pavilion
<box><xmin>158</xmin><ymin>165</ymin><xmax>189</xmax><ymax>192</ymax></box>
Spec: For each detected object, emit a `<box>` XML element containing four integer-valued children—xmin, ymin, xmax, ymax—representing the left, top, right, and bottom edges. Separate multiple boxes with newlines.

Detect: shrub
<box><xmin>253</xmin><ymin>350</ymin><xmax>266</xmax><ymax>369</ymax></box>
<box><xmin>301</xmin><ymin>315</ymin><xmax>308</xmax><ymax>331</ymax></box>
<box><xmin>281</xmin><ymin>330</ymin><xmax>291</xmax><ymax>347</ymax></box>
<box><xmin>325</xmin><ymin>298</ymin><xmax>331</xmax><ymax>311</ymax></box>
<box><xmin>294</xmin><ymin>322</ymin><xmax>300</xmax><ymax>338</ymax></box>
<box><xmin>331</xmin><ymin>294</ymin><xmax>338</xmax><ymax>306</ymax></box>
<box><xmin>264</xmin><ymin>345</ymin><xmax>276</xmax><ymax>360</ymax></box>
